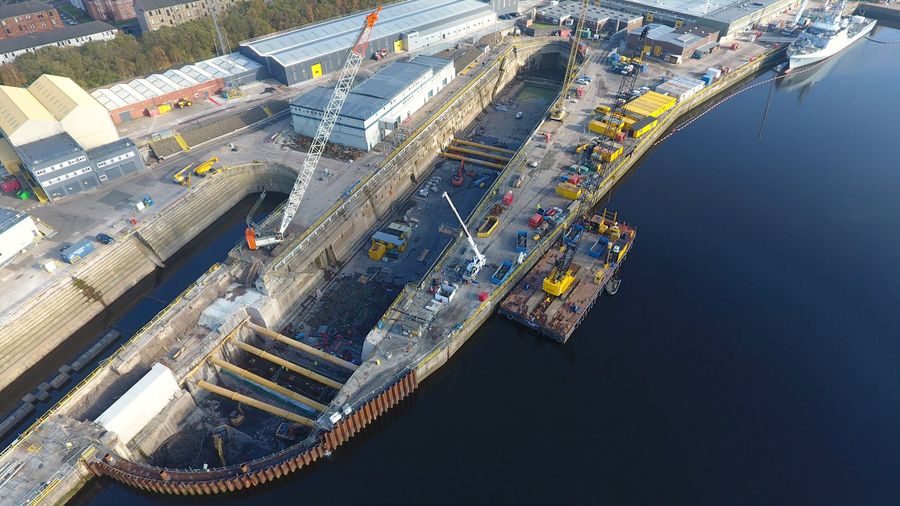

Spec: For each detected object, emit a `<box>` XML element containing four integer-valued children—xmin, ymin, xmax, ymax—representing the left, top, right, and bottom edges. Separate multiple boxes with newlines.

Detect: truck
<box><xmin>60</xmin><ymin>239</ymin><xmax>95</xmax><ymax>264</ymax></box>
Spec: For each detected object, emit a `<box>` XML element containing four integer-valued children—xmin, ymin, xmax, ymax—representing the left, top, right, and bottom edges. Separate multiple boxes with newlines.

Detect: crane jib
<box><xmin>246</xmin><ymin>7</ymin><xmax>382</xmax><ymax>250</ymax></box>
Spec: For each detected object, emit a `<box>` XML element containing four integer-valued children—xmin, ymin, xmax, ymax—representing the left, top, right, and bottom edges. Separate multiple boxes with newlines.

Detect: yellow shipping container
<box><xmin>596</xmin><ymin>143</ymin><xmax>623</xmax><ymax>162</ymax></box>
<box><xmin>594</xmin><ymin>104</ymin><xmax>611</xmax><ymax>114</ymax></box>
<box><xmin>589</xmin><ymin>120</ymin><xmax>620</xmax><ymax>137</ymax></box>
<box><xmin>624</xmin><ymin>91</ymin><xmax>676</xmax><ymax>119</ymax></box>
<box><xmin>556</xmin><ymin>182</ymin><xmax>582</xmax><ymax>200</ymax></box>
<box><xmin>158</xmin><ymin>104</ymin><xmax>172</xmax><ymax>114</ymax></box>
<box><xmin>630</xmin><ymin>116</ymin><xmax>658</xmax><ymax>138</ymax></box>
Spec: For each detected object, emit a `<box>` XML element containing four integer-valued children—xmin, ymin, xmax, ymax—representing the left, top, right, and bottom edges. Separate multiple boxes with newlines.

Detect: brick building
<box><xmin>84</xmin><ymin>0</ymin><xmax>137</xmax><ymax>22</ymax></box>
<box><xmin>0</xmin><ymin>1</ymin><xmax>61</xmax><ymax>40</ymax></box>
<box><xmin>134</xmin><ymin>0</ymin><xmax>240</xmax><ymax>33</ymax></box>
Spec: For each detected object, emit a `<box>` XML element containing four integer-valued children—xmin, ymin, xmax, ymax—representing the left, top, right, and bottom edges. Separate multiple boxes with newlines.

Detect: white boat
<box><xmin>786</xmin><ymin>1</ymin><xmax>876</xmax><ymax>71</ymax></box>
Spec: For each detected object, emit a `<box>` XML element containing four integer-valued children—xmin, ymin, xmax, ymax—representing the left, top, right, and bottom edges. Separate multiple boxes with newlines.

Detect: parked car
<box><xmin>96</xmin><ymin>233</ymin><xmax>115</xmax><ymax>245</ymax></box>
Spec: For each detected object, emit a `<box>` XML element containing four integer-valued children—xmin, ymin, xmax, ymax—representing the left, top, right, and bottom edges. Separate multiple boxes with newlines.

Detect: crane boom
<box><xmin>248</xmin><ymin>7</ymin><xmax>381</xmax><ymax>249</ymax></box>
<box><xmin>442</xmin><ymin>191</ymin><xmax>486</xmax><ymax>281</ymax></box>
<box><xmin>549</xmin><ymin>0</ymin><xmax>589</xmax><ymax>121</ymax></box>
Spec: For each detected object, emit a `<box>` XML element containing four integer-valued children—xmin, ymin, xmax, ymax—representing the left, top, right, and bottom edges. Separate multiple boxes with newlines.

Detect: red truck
<box><xmin>528</xmin><ymin>213</ymin><xmax>544</xmax><ymax>228</ymax></box>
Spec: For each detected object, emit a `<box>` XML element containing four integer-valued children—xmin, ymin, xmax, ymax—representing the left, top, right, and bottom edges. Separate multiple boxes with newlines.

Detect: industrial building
<box><xmin>0</xmin><ymin>208</ymin><xmax>39</xmax><ymax>267</ymax></box>
<box><xmin>291</xmin><ymin>56</ymin><xmax>454</xmax><ymax>151</ymax></box>
<box><xmin>626</xmin><ymin>23</ymin><xmax>719</xmax><ymax>63</ymax></box>
<box><xmin>241</xmin><ymin>0</ymin><xmax>498</xmax><ymax>86</ymax></box>
<box><xmin>0</xmin><ymin>74</ymin><xmax>144</xmax><ymax>201</ymax></box>
<box><xmin>135</xmin><ymin>0</ymin><xmax>242</xmax><ymax>33</ymax></box>
<box><xmin>604</xmin><ymin>0</ymin><xmax>798</xmax><ymax>36</ymax></box>
<box><xmin>90</xmin><ymin>52</ymin><xmax>266</xmax><ymax>124</ymax></box>
<box><xmin>0</xmin><ymin>1</ymin><xmax>62</xmax><ymax>40</ymax></box>
<box><xmin>0</xmin><ymin>21</ymin><xmax>118</xmax><ymax>64</ymax></box>
<box><xmin>534</xmin><ymin>2</ymin><xmax>643</xmax><ymax>35</ymax></box>
<box><xmin>28</xmin><ymin>74</ymin><xmax>120</xmax><ymax>150</ymax></box>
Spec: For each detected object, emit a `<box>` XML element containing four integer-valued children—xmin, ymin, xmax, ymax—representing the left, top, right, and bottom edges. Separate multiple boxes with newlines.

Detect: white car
<box><xmin>418</xmin><ymin>187</ymin><xmax>429</xmax><ymax>197</ymax></box>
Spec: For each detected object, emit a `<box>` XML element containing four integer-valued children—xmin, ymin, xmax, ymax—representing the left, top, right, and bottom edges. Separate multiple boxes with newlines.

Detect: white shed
<box><xmin>0</xmin><ymin>208</ymin><xmax>39</xmax><ymax>267</ymax></box>
<box><xmin>94</xmin><ymin>363</ymin><xmax>181</xmax><ymax>445</ymax></box>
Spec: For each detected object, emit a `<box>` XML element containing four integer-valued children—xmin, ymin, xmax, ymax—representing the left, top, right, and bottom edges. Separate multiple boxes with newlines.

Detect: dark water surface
<box><xmin>77</xmin><ymin>27</ymin><xmax>900</xmax><ymax>505</ymax></box>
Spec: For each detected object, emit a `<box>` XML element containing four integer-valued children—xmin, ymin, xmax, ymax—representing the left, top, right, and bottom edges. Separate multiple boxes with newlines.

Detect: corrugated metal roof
<box><xmin>90</xmin><ymin>52</ymin><xmax>263</xmax><ymax>111</ymax></box>
<box><xmin>14</xmin><ymin>132</ymin><xmax>82</xmax><ymax>165</ymax></box>
<box><xmin>27</xmin><ymin>75</ymin><xmax>106</xmax><ymax>120</ymax></box>
<box><xmin>291</xmin><ymin>56</ymin><xmax>450</xmax><ymax>121</ymax></box>
<box><xmin>243</xmin><ymin>0</ymin><xmax>492</xmax><ymax>66</ymax></box>
<box><xmin>0</xmin><ymin>85</ymin><xmax>58</xmax><ymax>137</ymax></box>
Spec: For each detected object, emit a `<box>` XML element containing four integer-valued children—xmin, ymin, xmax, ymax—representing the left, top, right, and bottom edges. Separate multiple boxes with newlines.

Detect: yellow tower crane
<box><xmin>549</xmin><ymin>0</ymin><xmax>590</xmax><ymax>121</ymax></box>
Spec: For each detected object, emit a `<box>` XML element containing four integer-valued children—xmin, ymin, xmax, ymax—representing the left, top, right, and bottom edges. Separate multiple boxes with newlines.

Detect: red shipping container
<box><xmin>502</xmin><ymin>191</ymin><xmax>514</xmax><ymax>205</ymax></box>
<box><xmin>567</xmin><ymin>175</ymin><xmax>583</xmax><ymax>185</ymax></box>
<box><xmin>1</xmin><ymin>177</ymin><xmax>21</xmax><ymax>193</ymax></box>
<box><xmin>528</xmin><ymin>213</ymin><xmax>544</xmax><ymax>228</ymax></box>
<box><xmin>614</xmin><ymin>131</ymin><xmax>626</xmax><ymax>142</ymax></box>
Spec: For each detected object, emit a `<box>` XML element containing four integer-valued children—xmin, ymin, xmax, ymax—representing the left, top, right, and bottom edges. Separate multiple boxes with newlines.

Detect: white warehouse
<box><xmin>290</xmin><ymin>56</ymin><xmax>455</xmax><ymax>151</ymax></box>
<box><xmin>0</xmin><ymin>208</ymin><xmax>39</xmax><ymax>267</ymax></box>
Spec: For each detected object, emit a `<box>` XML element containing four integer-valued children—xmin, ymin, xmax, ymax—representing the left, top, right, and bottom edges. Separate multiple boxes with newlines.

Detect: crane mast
<box><xmin>599</xmin><ymin>26</ymin><xmax>648</xmax><ymax>153</ymax></box>
<box><xmin>247</xmin><ymin>7</ymin><xmax>382</xmax><ymax>249</ymax></box>
<box><xmin>549</xmin><ymin>0</ymin><xmax>589</xmax><ymax>121</ymax></box>
<box><xmin>442</xmin><ymin>191</ymin><xmax>486</xmax><ymax>281</ymax></box>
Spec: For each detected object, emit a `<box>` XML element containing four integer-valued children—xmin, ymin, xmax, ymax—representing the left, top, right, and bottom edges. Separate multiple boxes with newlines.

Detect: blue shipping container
<box><xmin>60</xmin><ymin>239</ymin><xmax>95</xmax><ymax>264</ymax></box>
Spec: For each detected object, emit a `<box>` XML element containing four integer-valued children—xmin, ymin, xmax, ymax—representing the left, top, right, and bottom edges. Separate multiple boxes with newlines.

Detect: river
<box><xmin>75</xmin><ymin>26</ymin><xmax>900</xmax><ymax>505</ymax></box>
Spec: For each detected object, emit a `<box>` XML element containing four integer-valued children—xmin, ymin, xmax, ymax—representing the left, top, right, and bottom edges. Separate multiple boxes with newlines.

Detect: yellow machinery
<box><xmin>543</xmin><ymin>247</ymin><xmax>577</xmax><ymax>296</ymax></box>
<box><xmin>174</xmin><ymin>97</ymin><xmax>192</xmax><ymax>108</ymax></box>
<box><xmin>172</xmin><ymin>163</ymin><xmax>194</xmax><ymax>185</ymax></box>
<box><xmin>368</xmin><ymin>222</ymin><xmax>411</xmax><ymax>260</ymax></box>
<box><xmin>575</xmin><ymin>143</ymin><xmax>591</xmax><ymax>154</ymax></box>
<box><xmin>193</xmin><ymin>156</ymin><xmax>219</xmax><ymax>176</ymax></box>
<box><xmin>549</xmin><ymin>0</ymin><xmax>589</xmax><ymax>121</ymax></box>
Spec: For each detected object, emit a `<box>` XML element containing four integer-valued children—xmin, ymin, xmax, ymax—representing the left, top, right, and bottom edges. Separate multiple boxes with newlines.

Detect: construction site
<box><xmin>0</xmin><ymin>0</ymin><xmax>797</xmax><ymax>500</ymax></box>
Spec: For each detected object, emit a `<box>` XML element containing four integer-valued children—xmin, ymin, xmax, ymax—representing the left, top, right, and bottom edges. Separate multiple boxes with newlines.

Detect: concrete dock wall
<box><xmin>251</xmin><ymin>40</ymin><xmax>566</xmax><ymax>329</ymax></box>
<box><xmin>0</xmin><ymin>163</ymin><xmax>296</xmax><ymax>401</ymax></box>
<box><xmin>413</xmin><ymin>45</ymin><xmax>787</xmax><ymax>383</ymax></box>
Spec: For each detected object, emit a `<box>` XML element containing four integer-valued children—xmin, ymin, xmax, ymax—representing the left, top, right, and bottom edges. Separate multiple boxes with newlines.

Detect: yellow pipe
<box><xmin>196</xmin><ymin>380</ymin><xmax>315</xmax><ymax>427</ymax></box>
<box><xmin>440</xmin><ymin>152</ymin><xmax>506</xmax><ymax>170</ymax></box>
<box><xmin>446</xmin><ymin>145</ymin><xmax>511</xmax><ymax>161</ymax></box>
<box><xmin>210</xmin><ymin>357</ymin><xmax>328</xmax><ymax>412</ymax></box>
<box><xmin>233</xmin><ymin>340</ymin><xmax>344</xmax><ymax>390</ymax></box>
<box><xmin>245</xmin><ymin>321</ymin><xmax>358</xmax><ymax>371</ymax></box>
<box><xmin>452</xmin><ymin>139</ymin><xmax>516</xmax><ymax>154</ymax></box>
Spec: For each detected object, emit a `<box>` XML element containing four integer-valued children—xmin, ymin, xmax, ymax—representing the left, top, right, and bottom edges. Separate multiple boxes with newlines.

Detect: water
<box><xmin>76</xmin><ymin>28</ymin><xmax>900</xmax><ymax>505</ymax></box>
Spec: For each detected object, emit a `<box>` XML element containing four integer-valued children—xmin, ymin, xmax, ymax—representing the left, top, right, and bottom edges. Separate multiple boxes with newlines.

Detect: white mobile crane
<box><xmin>246</xmin><ymin>7</ymin><xmax>382</xmax><ymax>250</ymax></box>
<box><xmin>442</xmin><ymin>191</ymin><xmax>486</xmax><ymax>281</ymax></box>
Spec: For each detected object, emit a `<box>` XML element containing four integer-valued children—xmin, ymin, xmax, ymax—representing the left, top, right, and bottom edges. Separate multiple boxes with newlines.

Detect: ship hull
<box><xmin>788</xmin><ymin>19</ymin><xmax>876</xmax><ymax>70</ymax></box>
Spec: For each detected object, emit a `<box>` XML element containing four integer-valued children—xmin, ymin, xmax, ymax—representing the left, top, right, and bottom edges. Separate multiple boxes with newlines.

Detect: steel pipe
<box><xmin>195</xmin><ymin>380</ymin><xmax>315</xmax><ymax>427</ymax></box>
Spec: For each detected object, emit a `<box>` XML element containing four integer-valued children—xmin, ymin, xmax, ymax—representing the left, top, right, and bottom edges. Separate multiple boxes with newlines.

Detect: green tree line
<box><xmin>0</xmin><ymin>0</ymin><xmax>385</xmax><ymax>88</ymax></box>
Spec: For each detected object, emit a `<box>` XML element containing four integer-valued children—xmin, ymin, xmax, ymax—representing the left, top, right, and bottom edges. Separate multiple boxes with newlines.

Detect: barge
<box><xmin>499</xmin><ymin>211</ymin><xmax>635</xmax><ymax>343</ymax></box>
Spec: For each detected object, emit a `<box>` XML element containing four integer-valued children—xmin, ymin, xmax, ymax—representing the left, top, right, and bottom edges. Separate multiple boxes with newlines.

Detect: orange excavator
<box><xmin>452</xmin><ymin>160</ymin><xmax>465</xmax><ymax>187</ymax></box>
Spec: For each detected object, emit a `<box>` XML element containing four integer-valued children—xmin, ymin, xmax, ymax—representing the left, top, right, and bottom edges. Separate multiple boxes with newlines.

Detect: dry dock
<box><xmin>0</xmin><ymin>31</ymin><xmax>786</xmax><ymax>503</ymax></box>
